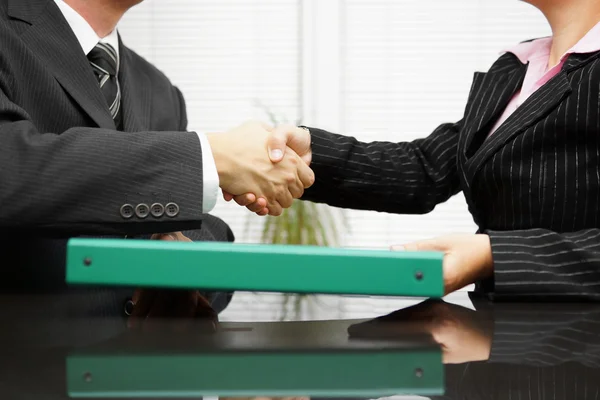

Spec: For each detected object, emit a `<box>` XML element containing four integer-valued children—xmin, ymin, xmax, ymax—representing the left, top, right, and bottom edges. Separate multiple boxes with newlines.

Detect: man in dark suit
<box><xmin>0</xmin><ymin>0</ymin><xmax>315</xmax><ymax>316</ymax></box>
<box><xmin>232</xmin><ymin>0</ymin><xmax>600</xmax><ymax>300</ymax></box>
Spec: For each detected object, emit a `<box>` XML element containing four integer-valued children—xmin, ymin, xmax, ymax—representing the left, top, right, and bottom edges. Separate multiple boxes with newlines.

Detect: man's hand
<box><xmin>222</xmin><ymin>124</ymin><xmax>313</xmax><ymax>216</ymax></box>
<box><xmin>348</xmin><ymin>300</ymin><xmax>493</xmax><ymax>364</ymax></box>
<box><xmin>208</xmin><ymin>122</ymin><xmax>314</xmax><ymax>216</ymax></box>
<box><xmin>128</xmin><ymin>232</ymin><xmax>218</xmax><ymax>331</ymax></box>
<box><xmin>392</xmin><ymin>234</ymin><xmax>494</xmax><ymax>295</ymax></box>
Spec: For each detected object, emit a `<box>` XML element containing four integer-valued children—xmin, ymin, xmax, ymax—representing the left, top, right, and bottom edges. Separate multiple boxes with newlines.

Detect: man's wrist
<box><xmin>206</xmin><ymin>133</ymin><xmax>230</xmax><ymax>187</ymax></box>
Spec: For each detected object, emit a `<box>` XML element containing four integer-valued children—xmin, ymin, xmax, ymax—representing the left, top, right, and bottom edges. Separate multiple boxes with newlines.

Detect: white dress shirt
<box><xmin>53</xmin><ymin>0</ymin><xmax>219</xmax><ymax>213</ymax></box>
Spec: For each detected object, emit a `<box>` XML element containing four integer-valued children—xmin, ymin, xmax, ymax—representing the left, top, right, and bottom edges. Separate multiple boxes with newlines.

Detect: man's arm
<box><xmin>0</xmin><ymin>87</ymin><xmax>314</xmax><ymax>235</ymax></box>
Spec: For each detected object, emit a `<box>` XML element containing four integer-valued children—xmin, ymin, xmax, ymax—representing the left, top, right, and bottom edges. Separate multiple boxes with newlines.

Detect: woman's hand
<box><xmin>392</xmin><ymin>234</ymin><xmax>494</xmax><ymax>295</ymax></box>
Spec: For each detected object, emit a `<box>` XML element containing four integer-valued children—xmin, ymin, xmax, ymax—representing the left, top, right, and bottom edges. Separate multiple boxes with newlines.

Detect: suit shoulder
<box><xmin>123</xmin><ymin>46</ymin><xmax>173</xmax><ymax>87</ymax></box>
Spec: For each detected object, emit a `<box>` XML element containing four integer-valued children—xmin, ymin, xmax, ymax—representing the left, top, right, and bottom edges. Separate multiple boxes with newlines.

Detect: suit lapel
<box><xmin>461</xmin><ymin>66</ymin><xmax>527</xmax><ymax>159</ymax></box>
<box><xmin>10</xmin><ymin>0</ymin><xmax>115</xmax><ymax>129</ymax></box>
<box><xmin>464</xmin><ymin>70</ymin><xmax>571</xmax><ymax>184</ymax></box>
<box><xmin>118</xmin><ymin>40</ymin><xmax>152</xmax><ymax>132</ymax></box>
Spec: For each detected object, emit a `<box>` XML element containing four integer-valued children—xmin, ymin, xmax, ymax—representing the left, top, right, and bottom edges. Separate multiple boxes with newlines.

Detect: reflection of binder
<box><xmin>66</xmin><ymin>320</ymin><xmax>443</xmax><ymax>398</ymax></box>
<box><xmin>66</xmin><ymin>239</ymin><xmax>444</xmax><ymax>297</ymax></box>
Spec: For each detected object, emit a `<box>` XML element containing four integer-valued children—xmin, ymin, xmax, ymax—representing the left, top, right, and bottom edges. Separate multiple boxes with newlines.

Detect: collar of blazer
<box><xmin>460</xmin><ymin>50</ymin><xmax>600</xmax><ymax>189</ymax></box>
<box><xmin>8</xmin><ymin>0</ymin><xmax>117</xmax><ymax>130</ymax></box>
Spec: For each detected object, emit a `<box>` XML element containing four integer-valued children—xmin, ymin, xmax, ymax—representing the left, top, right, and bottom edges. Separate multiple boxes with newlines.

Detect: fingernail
<box><xmin>391</xmin><ymin>245</ymin><xmax>405</xmax><ymax>251</ymax></box>
<box><xmin>270</xmin><ymin>149</ymin><xmax>283</xmax><ymax>160</ymax></box>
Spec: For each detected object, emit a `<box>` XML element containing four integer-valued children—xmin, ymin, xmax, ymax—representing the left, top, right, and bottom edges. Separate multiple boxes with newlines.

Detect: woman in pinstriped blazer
<box><xmin>233</xmin><ymin>0</ymin><xmax>600</xmax><ymax>300</ymax></box>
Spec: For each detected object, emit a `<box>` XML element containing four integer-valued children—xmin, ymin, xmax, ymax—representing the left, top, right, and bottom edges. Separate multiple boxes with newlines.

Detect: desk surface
<box><xmin>0</xmin><ymin>290</ymin><xmax>598</xmax><ymax>400</ymax></box>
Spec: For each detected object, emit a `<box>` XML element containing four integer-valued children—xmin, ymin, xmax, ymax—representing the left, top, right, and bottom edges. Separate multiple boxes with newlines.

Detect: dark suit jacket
<box><xmin>0</xmin><ymin>0</ymin><xmax>206</xmax><ymax>236</ymax></box>
<box><xmin>0</xmin><ymin>0</ymin><xmax>233</xmax><ymax>315</ymax></box>
<box><xmin>305</xmin><ymin>48</ymin><xmax>600</xmax><ymax>300</ymax></box>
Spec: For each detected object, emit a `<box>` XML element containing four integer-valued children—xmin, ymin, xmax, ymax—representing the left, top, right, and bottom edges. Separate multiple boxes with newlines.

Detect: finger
<box><xmin>268</xmin><ymin>201</ymin><xmax>283</xmax><ymax>216</ymax></box>
<box><xmin>246</xmin><ymin>199</ymin><xmax>267</xmax><ymax>213</ymax></box>
<box><xmin>276</xmin><ymin>188</ymin><xmax>294</xmax><ymax>209</ymax></box>
<box><xmin>256</xmin><ymin>207</ymin><xmax>269</xmax><ymax>216</ymax></box>
<box><xmin>288</xmin><ymin>176</ymin><xmax>304</xmax><ymax>199</ymax></box>
<box><xmin>233</xmin><ymin>193</ymin><xmax>256</xmax><ymax>207</ymax></box>
<box><xmin>296</xmin><ymin>157</ymin><xmax>315</xmax><ymax>189</ymax></box>
<box><xmin>223</xmin><ymin>191</ymin><xmax>234</xmax><ymax>202</ymax></box>
<box><xmin>267</xmin><ymin>125</ymin><xmax>311</xmax><ymax>163</ymax></box>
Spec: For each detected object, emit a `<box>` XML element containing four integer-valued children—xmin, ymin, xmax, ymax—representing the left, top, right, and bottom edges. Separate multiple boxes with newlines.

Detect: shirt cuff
<box><xmin>197</xmin><ymin>132</ymin><xmax>219</xmax><ymax>213</ymax></box>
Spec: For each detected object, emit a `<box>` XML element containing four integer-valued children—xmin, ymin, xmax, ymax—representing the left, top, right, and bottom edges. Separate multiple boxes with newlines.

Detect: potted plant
<box><xmin>248</xmin><ymin>101</ymin><xmax>348</xmax><ymax>320</ymax></box>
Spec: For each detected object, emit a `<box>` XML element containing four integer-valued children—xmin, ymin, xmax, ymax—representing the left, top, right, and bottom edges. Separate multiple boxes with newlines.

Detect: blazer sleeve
<box><xmin>303</xmin><ymin>122</ymin><xmax>462</xmax><ymax>214</ymax></box>
<box><xmin>482</xmin><ymin>228</ymin><xmax>600</xmax><ymax>300</ymax></box>
<box><xmin>0</xmin><ymin>84</ymin><xmax>205</xmax><ymax>236</ymax></box>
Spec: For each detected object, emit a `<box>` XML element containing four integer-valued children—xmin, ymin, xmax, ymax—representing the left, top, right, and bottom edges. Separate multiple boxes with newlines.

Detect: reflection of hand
<box><xmin>208</xmin><ymin>121</ymin><xmax>314</xmax><ymax>216</ymax></box>
<box><xmin>222</xmin><ymin>125</ymin><xmax>312</xmax><ymax>216</ymax></box>
<box><xmin>127</xmin><ymin>232</ymin><xmax>218</xmax><ymax>331</ymax></box>
<box><xmin>348</xmin><ymin>300</ymin><xmax>493</xmax><ymax>364</ymax></box>
<box><xmin>392</xmin><ymin>234</ymin><xmax>493</xmax><ymax>295</ymax></box>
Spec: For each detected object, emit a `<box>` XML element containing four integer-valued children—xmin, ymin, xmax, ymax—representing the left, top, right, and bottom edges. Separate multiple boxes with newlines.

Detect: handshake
<box><xmin>207</xmin><ymin>121</ymin><xmax>314</xmax><ymax>216</ymax></box>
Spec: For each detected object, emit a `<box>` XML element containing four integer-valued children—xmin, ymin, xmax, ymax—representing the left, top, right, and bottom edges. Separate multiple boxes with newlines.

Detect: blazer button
<box><xmin>120</xmin><ymin>204</ymin><xmax>135</xmax><ymax>219</ymax></box>
<box><xmin>165</xmin><ymin>202</ymin><xmax>180</xmax><ymax>218</ymax></box>
<box><xmin>150</xmin><ymin>203</ymin><xmax>165</xmax><ymax>218</ymax></box>
<box><xmin>135</xmin><ymin>203</ymin><xmax>150</xmax><ymax>219</ymax></box>
<box><xmin>123</xmin><ymin>298</ymin><xmax>134</xmax><ymax>316</ymax></box>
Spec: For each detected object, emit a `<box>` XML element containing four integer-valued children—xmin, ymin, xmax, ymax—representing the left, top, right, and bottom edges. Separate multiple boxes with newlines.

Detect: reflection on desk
<box><xmin>0</xmin><ymin>293</ymin><xmax>598</xmax><ymax>399</ymax></box>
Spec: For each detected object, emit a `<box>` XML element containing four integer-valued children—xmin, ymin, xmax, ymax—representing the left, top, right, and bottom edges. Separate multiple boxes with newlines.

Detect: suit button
<box><xmin>120</xmin><ymin>204</ymin><xmax>134</xmax><ymax>219</ymax></box>
<box><xmin>165</xmin><ymin>202</ymin><xmax>180</xmax><ymax>218</ymax></box>
<box><xmin>123</xmin><ymin>298</ymin><xmax>134</xmax><ymax>316</ymax></box>
<box><xmin>135</xmin><ymin>203</ymin><xmax>150</xmax><ymax>219</ymax></box>
<box><xmin>150</xmin><ymin>203</ymin><xmax>165</xmax><ymax>218</ymax></box>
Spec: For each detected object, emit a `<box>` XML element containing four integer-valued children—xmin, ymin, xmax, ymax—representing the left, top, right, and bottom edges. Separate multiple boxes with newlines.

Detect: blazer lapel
<box><xmin>461</xmin><ymin>64</ymin><xmax>527</xmax><ymax>159</ymax></box>
<box><xmin>118</xmin><ymin>41</ymin><xmax>152</xmax><ymax>132</ymax></box>
<box><xmin>464</xmin><ymin>70</ymin><xmax>571</xmax><ymax>184</ymax></box>
<box><xmin>10</xmin><ymin>0</ymin><xmax>116</xmax><ymax>129</ymax></box>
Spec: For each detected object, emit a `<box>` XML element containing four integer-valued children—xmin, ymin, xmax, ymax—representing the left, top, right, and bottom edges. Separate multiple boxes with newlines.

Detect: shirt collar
<box><xmin>502</xmin><ymin>20</ymin><xmax>600</xmax><ymax>65</ymax></box>
<box><xmin>53</xmin><ymin>0</ymin><xmax>120</xmax><ymax>60</ymax></box>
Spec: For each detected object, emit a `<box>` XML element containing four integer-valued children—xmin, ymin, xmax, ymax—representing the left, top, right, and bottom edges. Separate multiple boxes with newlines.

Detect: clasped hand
<box><xmin>208</xmin><ymin>122</ymin><xmax>313</xmax><ymax>216</ymax></box>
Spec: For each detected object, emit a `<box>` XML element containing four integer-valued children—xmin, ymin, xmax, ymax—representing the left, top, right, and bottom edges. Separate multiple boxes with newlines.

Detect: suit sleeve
<box><xmin>480</xmin><ymin>228</ymin><xmax>600</xmax><ymax>301</ymax></box>
<box><xmin>0</xmin><ymin>85</ymin><xmax>205</xmax><ymax>236</ymax></box>
<box><xmin>303</xmin><ymin>122</ymin><xmax>462</xmax><ymax>214</ymax></box>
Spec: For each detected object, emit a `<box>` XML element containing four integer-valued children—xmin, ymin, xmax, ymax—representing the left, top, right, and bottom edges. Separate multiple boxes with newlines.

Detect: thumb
<box><xmin>391</xmin><ymin>239</ymin><xmax>442</xmax><ymax>252</ymax></box>
<box><xmin>267</xmin><ymin>127</ymin><xmax>291</xmax><ymax>162</ymax></box>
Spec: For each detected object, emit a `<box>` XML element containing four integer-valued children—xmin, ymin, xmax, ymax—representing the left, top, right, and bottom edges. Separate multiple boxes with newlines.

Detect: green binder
<box><xmin>67</xmin><ymin>349</ymin><xmax>443</xmax><ymax>398</ymax></box>
<box><xmin>65</xmin><ymin>318</ymin><xmax>443</xmax><ymax>398</ymax></box>
<box><xmin>66</xmin><ymin>239</ymin><xmax>444</xmax><ymax>297</ymax></box>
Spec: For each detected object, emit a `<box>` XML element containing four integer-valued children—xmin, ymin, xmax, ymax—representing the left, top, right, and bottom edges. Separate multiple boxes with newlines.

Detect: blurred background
<box><xmin>118</xmin><ymin>0</ymin><xmax>550</xmax><ymax>321</ymax></box>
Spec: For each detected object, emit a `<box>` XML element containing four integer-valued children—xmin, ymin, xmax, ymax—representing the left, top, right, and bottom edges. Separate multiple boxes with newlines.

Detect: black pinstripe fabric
<box><xmin>0</xmin><ymin>0</ymin><xmax>204</xmax><ymax>236</ymax></box>
<box><xmin>436</xmin><ymin>303</ymin><xmax>600</xmax><ymax>400</ymax></box>
<box><xmin>305</xmin><ymin>49</ymin><xmax>600</xmax><ymax>300</ymax></box>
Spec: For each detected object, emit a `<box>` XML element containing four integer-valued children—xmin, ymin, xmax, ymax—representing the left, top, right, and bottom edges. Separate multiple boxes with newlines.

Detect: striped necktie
<box><xmin>87</xmin><ymin>42</ymin><xmax>122</xmax><ymax>129</ymax></box>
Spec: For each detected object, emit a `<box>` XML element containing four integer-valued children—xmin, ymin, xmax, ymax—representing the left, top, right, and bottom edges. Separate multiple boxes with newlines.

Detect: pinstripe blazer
<box><xmin>0</xmin><ymin>0</ymin><xmax>206</xmax><ymax>236</ymax></box>
<box><xmin>305</xmin><ymin>49</ymin><xmax>600</xmax><ymax>300</ymax></box>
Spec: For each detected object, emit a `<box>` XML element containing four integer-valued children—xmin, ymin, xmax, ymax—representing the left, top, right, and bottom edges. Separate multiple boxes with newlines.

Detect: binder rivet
<box><xmin>415</xmin><ymin>271</ymin><xmax>423</xmax><ymax>280</ymax></box>
<box><xmin>83</xmin><ymin>372</ymin><xmax>92</xmax><ymax>382</ymax></box>
<box><xmin>83</xmin><ymin>257</ymin><xmax>92</xmax><ymax>267</ymax></box>
<box><xmin>415</xmin><ymin>368</ymin><xmax>424</xmax><ymax>378</ymax></box>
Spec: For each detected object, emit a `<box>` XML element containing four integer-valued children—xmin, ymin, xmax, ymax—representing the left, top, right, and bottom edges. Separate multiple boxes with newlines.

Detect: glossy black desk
<box><xmin>0</xmin><ymin>291</ymin><xmax>598</xmax><ymax>400</ymax></box>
